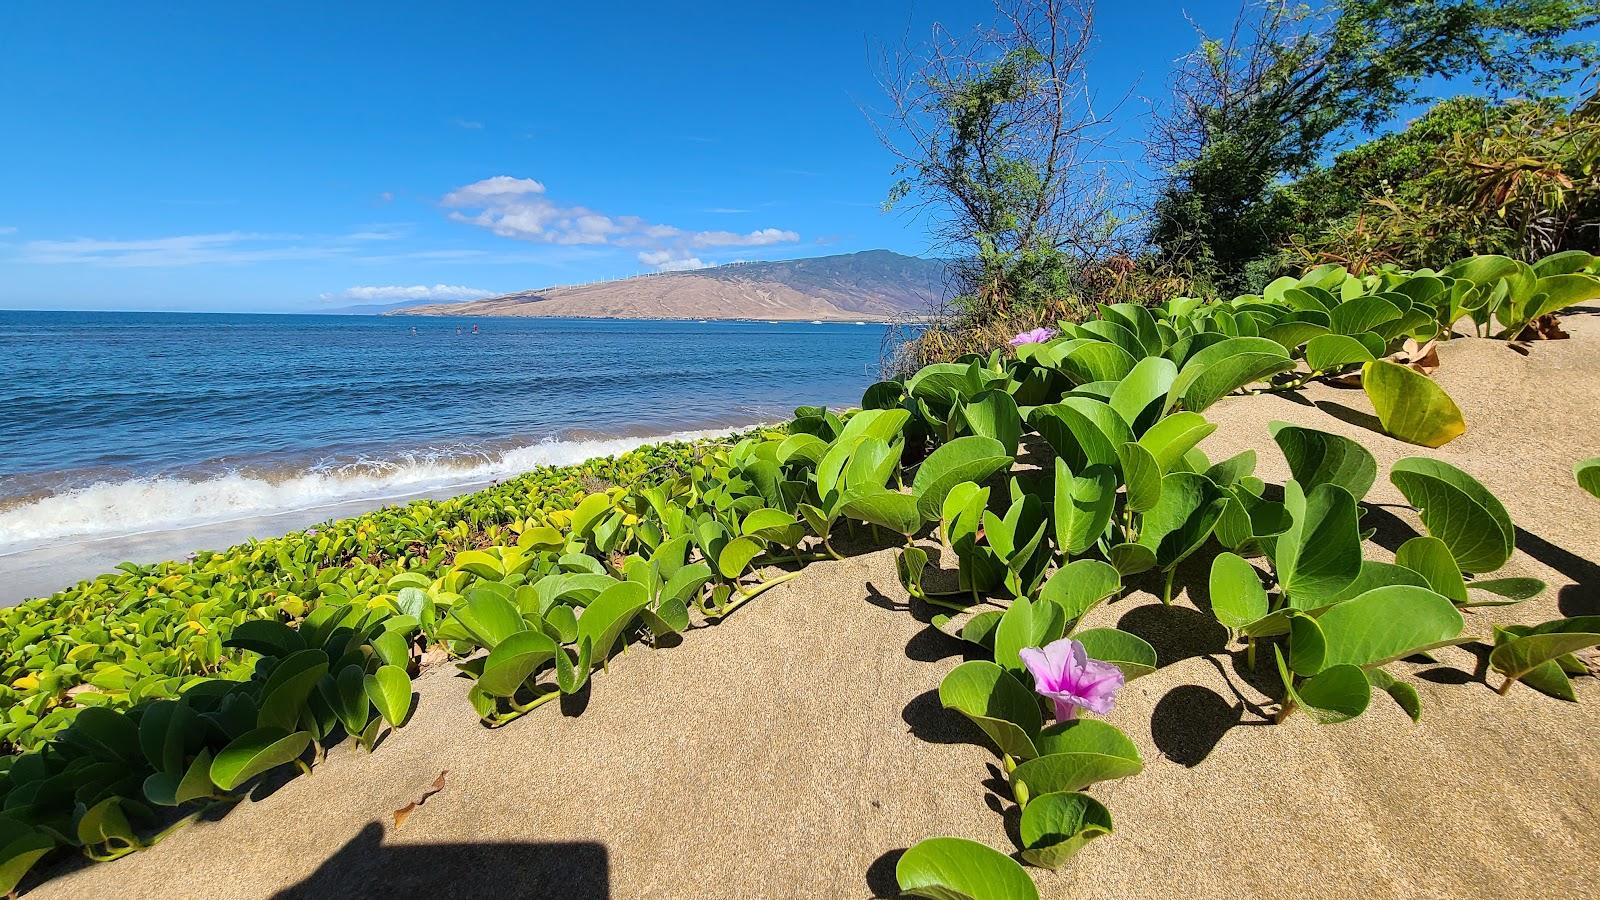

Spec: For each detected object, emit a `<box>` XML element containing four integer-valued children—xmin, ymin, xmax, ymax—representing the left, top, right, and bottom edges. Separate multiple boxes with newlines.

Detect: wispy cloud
<box><xmin>18</xmin><ymin>229</ymin><xmax>406</xmax><ymax>267</ymax></box>
<box><xmin>702</xmin><ymin>207</ymin><xmax>749</xmax><ymax>214</ymax></box>
<box><xmin>442</xmin><ymin>176</ymin><xmax>799</xmax><ymax>270</ymax></box>
<box><xmin>0</xmin><ymin>226</ymin><xmax>17</xmax><ymax>235</ymax></box>
<box><xmin>320</xmin><ymin>284</ymin><xmax>494</xmax><ymax>303</ymax></box>
<box><xmin>452</xmin><ymin>118</ymin><xmax>484</xmax><ymax>130</ymax></box>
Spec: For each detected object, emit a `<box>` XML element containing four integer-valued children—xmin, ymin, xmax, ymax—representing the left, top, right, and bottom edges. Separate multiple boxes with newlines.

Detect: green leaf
<box><xmin>1106</xmin><ymin>542</ymin><xmax>1156</xmax><ymax>576</ymax></box>
<box><xmin>716</xmin><ymin>536</ymin><xmax>762</xmax><ymax>579</ymax></box>
<box><xmin>210</xmin><ymin>727</ymin><xmax>312</xmax><ymax>792</ymax></box>
<box><xmin>1072</xmin><ymin>627</ymin><xmax>1157</xmax><ymax>679</ymax></box>
<box><xmin>1269</xmin><ymin>422</ymin><xmax>1377</xmax><ymax>501</ymax></box>
<box><xmin>1135</xmin><ymin>472</ymin><xmax>1223</xmax><ymax>570</ymax></box>
<box><xmin>841</xmin><ymin>487</ymin><xmax>923</xmax><ymax>536</ymax></box>
<box><xmin>1304</xmin><ymin>333</ymin><xmax>1376</xmax><ymax>372</ymax></box>
<box><xmin>912</xmin><ymin>436</ymin><xmax>1013</xmax><ymax>522</ymax></box>
<box><xmin>1291</xmin><ymin>662</ymin><xmax>1371</xmax><ymax>724</ymax></box>
<box><xmin>556</xmin><ymin>636</ymin><xmax>594</xmax><ymax>694</ymax></box>
<box><xmin>256</xmin><ymin>649</ymin><xmax>330</xmax><ymax>732</ymax></box>
<box><xmin>1394</xmin><ymin>536</ymin><xmax>1467</xmax><ymax>604</ymax></box>
<box><xmin>1172</xmin><ymin>337</ymin><xmax>1295</xmax><ymax>412</ymax></box>
<box><xmin>1272</xmin><ymin>481</ymin><xmax>1362</xmax><ymax>608</ymax></box>
<box><xmin>1208</xmin><ymin>552</ymin><xmax>1269</xmax><ymax>631</ymax></box>
<box><xmin>1464</xmin><ymin>577</ymin><xmax>1545</xmax><ymax>605</ymax></box>
<box><xmin>896</xmin><ymin>837</ymin><xmax>1040</xmax><ymax>900</ymax></box>
<box><xmin>1053</xmin><ymin>460</ymin><xmax>1117</xmax><ymax>556</ymax></box>
<box><xmin>1309</xmin><ymin>586</ymin><xmax>1464</xmax><ymax>672</ymax></box>
<box><xmin>938</xmin><ymin>660</ymin><xmax>1042</xmax><ymax>760</ymax></box>
<box><xmin>1136</xmin><ymin>411</ymin><xmax>1216</xmax><ymax>472</ymax></box>
<box><xmin>1109</xmin><ymin>356</ymin><xmax>1178</xmax><ymax>430</ymax></box>
<box><xmin>1010</xmin><ymin>747</ymin><xmax>1143</xmax><ymax>804</ymax></box>
<box><xmin>960</xmin><ymin>390</ymin><xmax>1022</xmax><ymax>456</ymax></box>
<box><xmin>0</xmin><ymin>818</ymin><xmax>55</xmax><ymax>896</ymax></box>
<box><xmin>1366</xmin><ymin>668</ymin><xmax>1422</xmax><ymax>723</ymax></box>
<box><xmin>477</xmin><ymin>630</ymin><xmax>559</xmax><ymax>697</ymax></box>
<box><xmin>1390</xmin><ymin>457</ymin><xmax>1514</xmax><ymax>573</ymax></box>
<box><xmin>575</xmin><ymin>580</ymin><xmax>651</xmax><ymax>661</ymax></box>
<box><xmin>994</xmin><ymin>597</ymin><xmax>1066</xmax><ymax>674</ymax></box>
<box><xmin>1029</xmin><ymin>399</ymin><xmax>1132</xmax><ymax>474</ymax></box>
<box><xmin>324</xmin><ymin>664</ymin><xmax>372</xmax><ymax>736</ymax></box>
<box><xmin>364</xmin><ymin>664</ymin><xmax>414</xmax><ymax>727</ymax></box>
<box><xmin>1328</xmin><ymin>295</ymin><xmax>1402</xmax><ymax>336</ymax></box>
<box><xmin>1361</xmin><ymin>360</ymin><xmax>1466</xmax><ymax>448</ymax></box>
<box><xmin>1575</xmin><ymin>457</ymin><xmax>1600</xmax><ymax>500</ymax></box>
<box><xmin>76</xmin><ymin>797</ymin><xmax>137</xmax><ymax>850</ymax></box>
<box><xmin>897</xmin><ymin>546</ymin><xmax>929</xmax><ymax>599</ymax></box>
<box><xmin>1038</xmin><ymin>559</ymin><xmax>1121</xmax><ymax>628</ymax></box>
<box><xmin>1490</xmin><ymin>617</ymin><xmax>1600</xmax><ymax>689</ymax></box>
<box><xmin>1018</xmin><ymin>791</ymin><xmax>1113</xmax><ymax>870</ymax></box>
<box><xmin>223</xmin><ymin>619</ymin><xmax>305</xmax><ymax>657</ymax></box>
<box><xmin>449</xmin><ymin>591</ymin><xmax>528</xmax><ymax>650</ymax></box>
<box><xmin>1116</xmin><ymin>442</ymin><xmax>1162</xmax><ymax>512</ymax></box>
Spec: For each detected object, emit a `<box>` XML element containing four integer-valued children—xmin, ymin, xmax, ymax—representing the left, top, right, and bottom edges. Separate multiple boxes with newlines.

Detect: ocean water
<box><xmin>0</xmin><ymin>311</ymin><xmax>890</xmax><ymax>555</ymax></box>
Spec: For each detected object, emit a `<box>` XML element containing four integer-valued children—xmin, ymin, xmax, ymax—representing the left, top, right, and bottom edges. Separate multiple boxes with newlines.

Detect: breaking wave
<box><xmin>0</xmin><ymin>428</ymin><xmax>737</xmax><ymax>552</ymax></box>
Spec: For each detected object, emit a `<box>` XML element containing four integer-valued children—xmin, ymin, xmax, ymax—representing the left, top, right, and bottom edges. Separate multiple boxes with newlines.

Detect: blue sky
<box><xmin>0</xmin><ymin>2</ymin><xmax>1573</xmax><ymax>312</ymax></box>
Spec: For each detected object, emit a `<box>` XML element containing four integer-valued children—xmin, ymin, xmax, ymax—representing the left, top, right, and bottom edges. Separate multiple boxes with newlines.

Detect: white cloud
<box><xmin>320</xmin><ymin>284</ymin><xmax>495</xmax><ymax>303</ymax></box>
<box><xmin>442</xmin><ymin>176</ymin><xmax>798</xmax><ymax>266</ymax></box>
<box><xmin>453</xmin><ymin>118</ymin><xmax>484</xmax><ymax>130</ymax></box>
<box><xmin>638</xmin><ymin>250</ymin><xmax>711</xmax><ymax>272</ymax></box>
<box><xmin>0</xmin><ymin>226</ymin><xmax>16</xmax><ymax>235</ymax></box>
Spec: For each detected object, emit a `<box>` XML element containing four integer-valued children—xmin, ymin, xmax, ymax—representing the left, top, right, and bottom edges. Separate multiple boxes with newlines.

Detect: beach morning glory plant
<box><xmin>1008</xmin><ymin>327</ymin><xmax>1056</xmax><ymax>347</ymax></box>
<box><xmin>1020</xmin><ymin>638</ymin><xmax>1124</xmax><ymax>721</ymax></box>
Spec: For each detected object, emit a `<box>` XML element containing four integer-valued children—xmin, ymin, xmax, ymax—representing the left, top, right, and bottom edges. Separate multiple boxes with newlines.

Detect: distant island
<box><xmin>385</xmin><ymin>249</ymin><xmax>950</xmax><ymax>322</ymax></box>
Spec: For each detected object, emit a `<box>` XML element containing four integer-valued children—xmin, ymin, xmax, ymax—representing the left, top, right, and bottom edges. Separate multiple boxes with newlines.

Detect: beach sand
<box><xmin>28</xmin><ymin>313</ymin><xmax>1600</xmax><ymax>898</ymax></box>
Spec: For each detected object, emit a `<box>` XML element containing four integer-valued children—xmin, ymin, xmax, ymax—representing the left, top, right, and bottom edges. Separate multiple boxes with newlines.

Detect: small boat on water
<box><xmin>810</xmin><ymin>319</ymin><xmax>822</xmax><ymax>324</ymax></box>
<box><xmin>854</xmin><ymin>321</ymin><xmax>866</xmax><ymax>325</ymax></box>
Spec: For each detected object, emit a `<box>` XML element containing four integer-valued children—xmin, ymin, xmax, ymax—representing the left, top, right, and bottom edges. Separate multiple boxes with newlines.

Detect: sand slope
<box><xmin>31</xmin><ymin>316</ymin><xmax>1600</xmax><ymax>899</ymax></box>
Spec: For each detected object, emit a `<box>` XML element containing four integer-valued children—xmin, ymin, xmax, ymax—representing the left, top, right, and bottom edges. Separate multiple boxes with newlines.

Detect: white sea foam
<box><xmin>0</xmin><ymin>428</ymin><xmax>738</xmax><ymax>553</ymax></box>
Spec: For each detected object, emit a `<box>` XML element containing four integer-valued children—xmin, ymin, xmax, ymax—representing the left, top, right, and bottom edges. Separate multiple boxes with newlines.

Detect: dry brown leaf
<box><xmin>392</xmin><ymin>770</ymin><xmax>448</xmax><ymax>829</ymax></box>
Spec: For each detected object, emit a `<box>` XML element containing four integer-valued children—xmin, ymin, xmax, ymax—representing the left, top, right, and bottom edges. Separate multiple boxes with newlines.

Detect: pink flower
<box><xmin>1019</xmin><ymin>638</ymin><xmax>1124</xmax><ymax>721</ymax></box>
<box><xmin>1007</xmin><ymin>327</ymin><xmax>1056</xmax><ymax>347</ymax></box>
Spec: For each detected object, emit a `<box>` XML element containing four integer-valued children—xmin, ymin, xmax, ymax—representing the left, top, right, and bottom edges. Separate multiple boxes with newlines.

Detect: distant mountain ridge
<box><xmin>388</xmin><ymin>250</ymin><xmax>951</xmax><ymax>321</ymax></box>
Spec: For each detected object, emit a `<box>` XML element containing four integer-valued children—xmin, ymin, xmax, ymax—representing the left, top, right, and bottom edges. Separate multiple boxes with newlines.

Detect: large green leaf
<box><xmin>1305</xmin><ymin>585</ymin><xmax>1463</xmax><ymax>673</ymax></box>
<box><xmin>960</xmin><ymin>390</ymin><xmax>1022</xmax><ymax>456</ymax></box>
<box><xmin>841</xmin><ymin>487</ymin><xmax>923</xmax><ymax>537</ymax></box>
<box><xmin>1172</xmin><ymin>337</ymin><xmax>1295</xmax><ymax>412</ymax></box>
<box><xmin>1018</xmin><ymin>791</ymin><xmax>1113</xmax><ymax>870</ymax></box>
<box><xmin>1389</xmin><ymin>457</ymin><xmax>1514</xmax><ymax>573</ymax></box>
<box><xmin>1010</xmin><ymin>747</ymin><xmax>1143</xmax><ymax>805</ymax></box>
<box><xmin>1136</xmin><ymin>411</ymin><xmax>1215</xmax><ymax>472</ymax></box>
<box><xmin>1053</xmin><ymin>460</ymin><xmax>1116</xmax><ymax>555</ymax></box>
<box><xmin>1361</xmin><ymin>360</ymin><xmax>1465</xmax><ymax>448</ymax></box>
<box><xmin>1116</xmin><ymin>442</ymin><xmax>1162</xmax><ymax>512</ymax></box>
<box><xmin>1134</xmin><ymin>472</ymin><xmax>1223</xmax><ymax>570</ymax></box>
<box><xmin>896</xmin><ymin>837</ymin><xmax>1040</xmax><ymax>900</ymax></box>
<box><xmin>477</xmin><ymin>629</ymin><xmax>559</xmax><ymax>697</ymax></box>
<box><xmin>0</xmin><ymin>818</ymin><xmax>55</xmax><ymax>896</ymax></box>
<box><xmin>1269</xmin><ymin>422</ymin><xmax>1377</xmax><ymax>501</ymax></box>
<box><xmin>450</xmin><ymin>591</ymin><xmax>528</xmax><ymax>650</ymax></box>
<box><xmin>1394</xmin><ymin>536</ymin><xmax>1467</xmax><ymax>604</ymax></box>
<box><xmin>364</xmin><ymin>664</ymin><xmax>414</xmax><ymax>727</ymax></box>
<box><xmin>1038</xmin><ymin>559</ymin><xmax>1121</xmax><ymax>628</ymax></box>
<box><xmin>1272</xmin><ymin>481</ymin><xmax>1362</xmax><ymax>608</ymax></box>
<box><xmin>912</xmin><ymin>436</ymin><xmax>1013</xmax><ymax>522</ymax></box>
<box><xmin>1029</xmin><ymin>399</ymin><xmax>1132</xmax><ymax>474</ymax></box>
<box><xmin>1073</xmin><ymin>627</ymin><xmax>1157</xmax><ymax>679</ymax></box>
<box><xmin>210</xmin><ymin>727</ymin><xmax>312</xmax><ymax>792</ymax></box>
<box><xmin>1490</xmin><ymin>617</ymin><xmax>1600</xmax><ymax>689</ymax></box>
<box><xmin>256</xmin><ymin>649</ymin><xmax>330</xmax><ymax>732</ymax></box>
<box><xmin>1109</xmin><ymin>356</ymin><xmax>1178</xmax><ymax>430</ymax></box>
<box><xmin>1276</xmin><ymin>647</ymin><xmax>1371</xmax><ymax>725</ymax></box>
<box><xmin>994</xmin><ymin>597</ymin><xmax>1066</xmax><ymax>674</ymax></box>
<box><xmin>1208</xmin><ymin>552</ymin><xmax>1268</xmax><ymax>631</ymax></box>
<box><xmin>576</xmin><ymin>580</ymin><xmax>651</xmax><ymax>661</ymax></box>
<box><xmin>938</xmin><ymin>660</ymin><xmax>1043</xmax><ymax>759</ymax></box>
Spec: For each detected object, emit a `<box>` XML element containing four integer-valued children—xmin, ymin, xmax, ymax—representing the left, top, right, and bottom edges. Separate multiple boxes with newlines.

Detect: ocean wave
<box><xmin>0</xmin><ymin>428</ymin><xmax>739</xmax><ymax>553</ymax></box>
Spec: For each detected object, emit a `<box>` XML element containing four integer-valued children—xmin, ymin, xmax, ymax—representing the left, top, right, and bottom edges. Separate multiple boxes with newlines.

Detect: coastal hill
<box><xmin>388</xmin><ymin>249</ymin><xmax>950</xmax><ymax>321</ymax></box>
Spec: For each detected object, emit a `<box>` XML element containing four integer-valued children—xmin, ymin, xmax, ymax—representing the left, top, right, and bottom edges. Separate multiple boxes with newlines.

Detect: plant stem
<box><xmin>1162</xmin><ymin>569</ymin><xmax>1175</xmax><ymax>606</ymax></box>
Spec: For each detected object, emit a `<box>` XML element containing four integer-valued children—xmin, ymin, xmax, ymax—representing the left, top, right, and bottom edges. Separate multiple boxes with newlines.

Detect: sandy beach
<box><xmin>25</xmin><ymin>314</ymin><xmax>1600</xmax><ymax>898</ymax></box>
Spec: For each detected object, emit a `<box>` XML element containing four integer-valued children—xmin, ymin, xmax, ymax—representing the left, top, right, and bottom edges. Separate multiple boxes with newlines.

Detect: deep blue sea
<box><xmin>0</xmin><ymin>311</ymin><xmax>890</xmax><ymax>551</ymax></box>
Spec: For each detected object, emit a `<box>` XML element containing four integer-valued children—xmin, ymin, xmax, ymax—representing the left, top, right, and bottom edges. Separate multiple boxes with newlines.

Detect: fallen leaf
<box><xmin>393</xmin><ymin>770</ymin><xmax>448</xmax><ymax>829</ymax></box>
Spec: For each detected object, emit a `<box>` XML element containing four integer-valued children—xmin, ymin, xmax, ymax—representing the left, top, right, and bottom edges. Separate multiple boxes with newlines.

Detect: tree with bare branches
<box><xmin>871</xmin><ymin>0</ymin><xmax>1126</xmax><ymax>322</ymax></box>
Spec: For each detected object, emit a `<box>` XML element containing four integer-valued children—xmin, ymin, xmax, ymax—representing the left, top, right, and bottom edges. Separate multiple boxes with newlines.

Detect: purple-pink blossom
<box><xmin>1007</xmin><ymin>327</ymin><xmax>1056</xmax><ymax>348</ymax></box>
<box><xmin>1019</xmin><ymin>638</ymin><xmax>1124</xmax><ymax>721</ymax></box>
